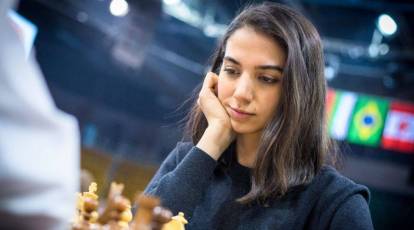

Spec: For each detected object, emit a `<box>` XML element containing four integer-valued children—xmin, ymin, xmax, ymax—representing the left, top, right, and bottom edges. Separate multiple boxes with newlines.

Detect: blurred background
<box><xmin>14</xmin><ymin>0</ymin><xmax>414</xmax><ymax>229</ymax></box>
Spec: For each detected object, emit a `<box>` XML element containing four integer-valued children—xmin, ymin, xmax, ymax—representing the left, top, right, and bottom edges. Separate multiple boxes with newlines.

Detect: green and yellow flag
<box><xmin>347</xmin><ymin>96</ymin><xmax>389</xmax><ymax>147</ymax></box>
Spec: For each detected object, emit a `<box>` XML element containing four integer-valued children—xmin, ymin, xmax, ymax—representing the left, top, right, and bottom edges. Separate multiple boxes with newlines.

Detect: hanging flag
<box><xmin>382</xmin><ymin>102</ymin><xmax>414</xmax><ymax>153</ymax></box>
<box><xmin>347</xmin><ymin>96</ymin><xmax>389</xmax><ymax>147</ymax></box>
<box><xmin>328</xmin><ymin>91</ymin><xmax>357</xmax><ymax>140</ymax></box>
<box><xmin>326</xmin><ymin>88</ymin><xmax>336</xmax><ymax>122</ymax></box>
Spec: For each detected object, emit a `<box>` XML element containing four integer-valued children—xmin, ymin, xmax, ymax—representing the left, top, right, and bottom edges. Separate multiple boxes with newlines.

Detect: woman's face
<box><xmin>218</xmin><ymin>26</ymin><xmax>286</xmax><ymax>135</ymax></box>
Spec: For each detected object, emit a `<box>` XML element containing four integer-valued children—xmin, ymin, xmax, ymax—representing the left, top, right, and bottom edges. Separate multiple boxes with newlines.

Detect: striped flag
<box><xmin>347</xmin><ymin>96</ymin><xmax>389</xmax><ymax>147</ymax></box>
<box><xmin>382</xmin><ymin>102</ymin><xmax>414</xmax><ymax>153</ymax></box>
<box><xmin>327</xmin><ymin>91</ymin><xmax>357</xmax><ymax>140</ymax></box>
<box><xmin>326</xmin><ymin>88</ymin><xmax>336</xmax><ymax>122</ymax></box>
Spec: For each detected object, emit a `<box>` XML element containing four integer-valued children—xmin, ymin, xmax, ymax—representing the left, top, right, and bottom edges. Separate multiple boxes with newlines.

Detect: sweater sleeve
<box><xmin>144</xmin><ymin>142</ymin><xmax>218</xmax><ymax>219</ymax></box>
<box><xmin>329</xmin><ymin>194</ymin><xmax>374</xmax><ymax>230</ymax></box>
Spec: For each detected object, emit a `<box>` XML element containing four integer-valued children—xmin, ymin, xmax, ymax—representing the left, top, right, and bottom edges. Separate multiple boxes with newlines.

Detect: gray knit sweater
<box><xmin>144</xmin><ymin>142</ymin><xmax>373</xmax><ymax>230</ymax></box>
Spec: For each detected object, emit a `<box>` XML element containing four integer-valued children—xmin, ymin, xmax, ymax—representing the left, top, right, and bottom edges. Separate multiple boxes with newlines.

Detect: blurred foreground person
<box><xmin>0</xmin><ymin>0</ymin><xmax>80</xmax><ymax>229</ymax></box>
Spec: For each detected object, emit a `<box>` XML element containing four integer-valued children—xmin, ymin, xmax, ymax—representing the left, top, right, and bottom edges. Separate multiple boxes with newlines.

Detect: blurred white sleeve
<box><xmin>0</xmin><ymin>3</ymin><xmax>80</xmax><ymax>229</ymax></box>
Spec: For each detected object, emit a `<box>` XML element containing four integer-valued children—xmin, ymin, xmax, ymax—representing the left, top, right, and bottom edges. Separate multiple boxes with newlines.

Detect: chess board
<box><xmin>72</xmin><ymin>182</ymin><xmax>187</xmax><ymax>230</ymax></box>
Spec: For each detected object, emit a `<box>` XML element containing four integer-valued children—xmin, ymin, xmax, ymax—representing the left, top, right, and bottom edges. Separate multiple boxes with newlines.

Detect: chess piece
<box><xmin>150</xmin><ymin>206</ymin><xmax>172</xmax><ymax>230</ymax></box>
<box><xmin>72</xmin><ymin>182</ymin><xmax>176</xmax><ymax>230</ymax></box>
<box><xmin>162</xmin><ymin>212</ymin><xmax>188</xmax><ymax>230</ymax></box>
<box><xmin>72</xmin><ymin>182</ymin><xmax>100</xmax><ymax>230</ymax></box>
<box><xmin>119</xmin><ymin>201</ymin><xmax>133</xmax><ymax>228</ymax></box>
<box><xmin>98</xmin><ymin>182</ymin><xmax>132</xmax><ymax>230</ymax></box>
<box><xmin>84</xmin><ymin>182</ymin><xmax>99</xmax><ymax>200</ymax></box>
<box><xmin>130</xmin><ymin>194</ymin><xmax>160</xmax><ymax>230</ymax></box>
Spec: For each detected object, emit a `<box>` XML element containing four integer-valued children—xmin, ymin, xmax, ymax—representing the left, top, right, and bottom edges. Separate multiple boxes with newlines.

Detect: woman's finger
<box><xmin>200</xmin><ymin>72</ymin><xmax>218</xmax><ymax>96</ymax></box>
<box><xmin>207</xmin><ymin>72</ymin><xmax>219</xmax><ymax>89</ymax></box>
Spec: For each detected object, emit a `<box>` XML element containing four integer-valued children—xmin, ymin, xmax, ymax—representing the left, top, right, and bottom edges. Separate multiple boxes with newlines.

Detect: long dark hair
<box><xmin>184</xmin><ymin>2</ymin><xmax>337</xmax><ymax>204</ymax></box>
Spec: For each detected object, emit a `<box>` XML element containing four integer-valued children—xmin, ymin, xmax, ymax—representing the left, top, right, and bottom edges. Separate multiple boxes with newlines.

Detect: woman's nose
<box><xmin>233</xmin><ymin>73</ymin><xmax>254</xmax><ymax>102</ymax></box>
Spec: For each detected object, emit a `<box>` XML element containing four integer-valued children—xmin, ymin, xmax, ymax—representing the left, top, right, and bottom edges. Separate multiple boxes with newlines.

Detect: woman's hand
<box><xmin>196</xmin><ymin>72</ymin><xmax>235</xmax><ymax>160</ymax></box>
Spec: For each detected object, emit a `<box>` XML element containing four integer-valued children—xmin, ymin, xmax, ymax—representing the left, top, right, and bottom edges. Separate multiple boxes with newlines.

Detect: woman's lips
<box><xmin>229</xmin><ymin>107</ymin><xmax>255</xmax><ymax>120</ymax></box>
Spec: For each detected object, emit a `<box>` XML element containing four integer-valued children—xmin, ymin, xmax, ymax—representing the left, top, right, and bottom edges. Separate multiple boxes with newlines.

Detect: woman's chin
<box><xmin>231</xmin><ymin>121</ymin><xmax>257</xmax><ymax>135</ymax></box>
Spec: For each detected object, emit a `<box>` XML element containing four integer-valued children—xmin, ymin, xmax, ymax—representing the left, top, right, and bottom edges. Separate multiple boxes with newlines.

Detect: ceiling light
<box><xmin>377</xmin><ymin>14</ymin><xmax>397</xmax><ymax>36</ymax></box>
<box><xmin>109</xmin><ymin>0</ymin><xmax>129</xmax><ymax>17</ymax></box>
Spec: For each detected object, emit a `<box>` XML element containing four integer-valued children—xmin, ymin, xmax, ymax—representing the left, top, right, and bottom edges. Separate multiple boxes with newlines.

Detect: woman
<box><xmin>145</xmin><ymin>2</ymin><xmax>373</xmax><ymax>229</ymax></box>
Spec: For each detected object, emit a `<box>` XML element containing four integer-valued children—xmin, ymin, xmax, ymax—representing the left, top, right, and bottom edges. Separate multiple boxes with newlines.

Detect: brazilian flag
<box><xmin>347</xmin><ymin>96</ymin><xmax>389</xmax><ymax>147</ymax></box>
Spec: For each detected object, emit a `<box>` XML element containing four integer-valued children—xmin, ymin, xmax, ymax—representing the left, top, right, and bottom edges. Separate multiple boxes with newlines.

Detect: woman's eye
<box><xmin>223</xmin><ymin>68</ymin><xmax>239</xmax><ymax>75</ymax></box>
<box><xmin>258</xmin><ymin>76</ymin><xmax>279</xmax><ymax>84</ymax></box>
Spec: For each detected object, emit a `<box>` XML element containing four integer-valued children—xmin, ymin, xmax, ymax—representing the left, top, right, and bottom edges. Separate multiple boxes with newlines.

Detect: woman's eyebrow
<box><xmin>223</xmin><ymin>56</ymin><xmax>241</xmax><ymax>65</ymax></box>
<box><xmin>224</xmin><ymin>56</ymin><xmax>284</xmax><ymax>73</ymax></box>
<box><xmin>257</xmin><ymin>65</ymin><xmax>284</xmax><ymax>73</ymax></box>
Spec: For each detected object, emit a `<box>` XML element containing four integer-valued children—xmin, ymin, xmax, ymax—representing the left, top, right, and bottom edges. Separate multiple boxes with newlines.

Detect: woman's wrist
<box><xmin>196</xmin><ymin>125</ymin><xmax>233</xmax><ymax>160</ymax></box>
